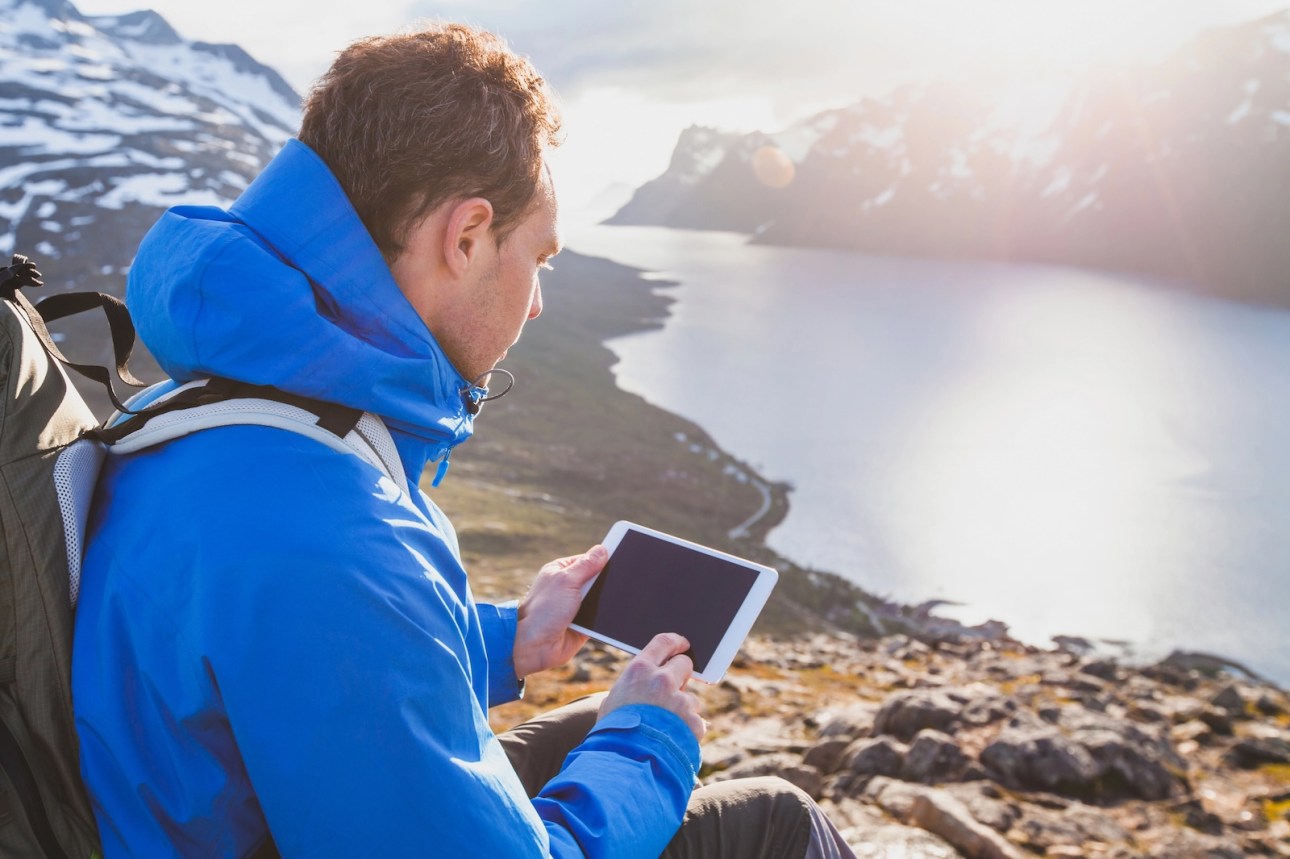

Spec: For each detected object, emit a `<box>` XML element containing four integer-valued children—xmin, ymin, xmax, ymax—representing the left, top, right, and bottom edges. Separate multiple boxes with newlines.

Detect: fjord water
<box><xmin>567</xmin><ymin>223</ymin><xmax>1290</xmax><ymax>686</ymax></box>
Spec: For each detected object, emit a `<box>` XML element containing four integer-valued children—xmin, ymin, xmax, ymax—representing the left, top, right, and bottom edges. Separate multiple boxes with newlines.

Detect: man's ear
<box><xmin>443</xmin><ymin>197</ymin><xmax>495</xmax><ymax>277</ymax></box>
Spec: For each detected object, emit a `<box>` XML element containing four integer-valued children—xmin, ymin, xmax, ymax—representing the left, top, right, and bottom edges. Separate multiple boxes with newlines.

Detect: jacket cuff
<box><xmin>588</xmin><ymin>704</ymin><xmax>702</xmax><ymax>778</ymax></box>
<box><xmin>477</xmin><ymin>601</ymin><xmax>523</xmax><ymax>706</ymax></box>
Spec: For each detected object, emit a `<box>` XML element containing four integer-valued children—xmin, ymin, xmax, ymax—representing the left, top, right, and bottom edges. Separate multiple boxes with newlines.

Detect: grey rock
<box><xmin>1197</xmin><ymin>706</ymin><xmax>1234</xmax><ymax>736</ymax></box>
<box><xmin>1080</xmin><ymin>657</ymin><xmax>1121</xmax><ymax>681</ymax></box>
<box><xmin>1225</xmin><ymin>735</ymin><xmax>1290</xmax><ymax>768</ymax></box>
<box><xmin>1170</xmin><ymin>719</ymin><xmax>1215</xmax><ymax>746</ymax></box>
<box><xmin>1166</xmin><ymin>798</ymin><xmax>1225</xmax><ymax>835</ymax></box>
<box><xmin>939</xmin><ymin>783</ymin><xmax>1021</xmax><ymax>833</ymax></box>
<box><xmin>881</xmin><ymin>634</ymin><xmax>931</xmax><ymax>660</ymax></box>
<box><xmin>816</xmin><ymin>703</ymin><xmax>879</xmax><ymax>741</ymax></box>
<box><xmin>1079</xmin><ymin>726</ymin><xmax>1185</xmax><ymax>801</ymax></box>
<box><xmin>843</xmin><ymin>736</ymin><xmax>907</xmax><ymax>779</ymax></box>
<box><xmin>909</xmin><ymin>790</ymin><xmax>1027</xmax><ymax>859</ymax></box>
<box><xmin>1012</xmin><ymin>802</ymin><xmax>1130</xmax><ymax>851</ymax></box>
<box><xmin>1210</xmin><ymin>684</ymin><xmax>1247</xmax><ymax>715</ymax></box>
<box><xmin>981</xmin><ymin>726</ymin><xmax>1101</xmax><ymax>794</ymax></box>
<box><xmin>902</xmin><ymin>729</ymin><xmax>971</xmax><ymax>784</ymax></box>
<box><xmin>874</xmin><ymin>689</ymin><xmax>961</xmax><ymax>741</ymax></box>
<box><xmin>1059</xmin><ymin>708</ymin><xmax>1187</xmax><ymax>800</ymax></box>
<box><xmin>1255</xmin><ymin>692</ymin><xmax>1286</xmax><ymax>716</ymax></box>
<box><xmin>982</xmin><ymin>714</ymin><xmax>1185</xmax><ymax>801</ymax></box>
<box><xmin>864</xmin><ymin>775</ymin><xmax>931</xmax><ymax>820</ymax></box>
<box><xmin>1052</xmin><ymin>635</ymin><xmax>1096</xmax><ymax>655</ymax></box>
<box><xmin>803</xmin><ymin>738</ymin><xmax>852</xmax><ymax>774</ymax></box>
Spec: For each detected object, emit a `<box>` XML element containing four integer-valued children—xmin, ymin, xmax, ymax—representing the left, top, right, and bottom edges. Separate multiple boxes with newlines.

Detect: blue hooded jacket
<box><xmin>71</xmin><ymin>140</ymin><xmax>700</xmax><ymax>858</ymax></box>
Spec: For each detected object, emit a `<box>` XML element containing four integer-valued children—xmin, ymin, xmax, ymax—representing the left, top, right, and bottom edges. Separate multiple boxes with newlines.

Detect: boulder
<box><xmin>981</xmin><ymin>710</ymin><xmax>1186</xmax><ymax>801</ymax></box>
<box><xmin>874</xmin><ymin>689</ymin><xmax>961</xmax><ymax>741</ymax></box>
<box><xmin>803</xmin><ymin>738</ymin><xmax>853</xmax><ymax>774</ymax></box>
<box><xmin>816</xmin><ymin>703</ymin><xmax>879</xmax><ymax>741</ymax></box>
<box><xmin>1210</xmin><ymin>684</ymin><xmax>1247</xmax><ymax>716</ymax></box>
<box><xmin>1225</xmin><ymin>735</ymin><xmax>1290</xmax><ymax>768</ymax></box>
<box><xmin>909</xmin><ymin>791</ymin><xmax>1027</xmax><ymax>859</ymax></box>
<box><xmin>980</xmin><ymin>727</ymin><xmax>1102</xmax><ymax>795</ymax></box>
<box><xmin>939</xmin><ymin>783</ymin><xmax>1021</xmax><ymax>833</ymax></box>
<box><xmin>843</xmin><ymin>736</ymin><xmax>907</xmax><ymax>779</ymax></box>
<box><xmin>1079</xmin><ymin>658</ymin><xmax>1121</xmax><ymax>682</ymax></box>
<box><xmin>902</xmin><ymin>729</ymin><xmax>971</xmax><ymax>784</ymax></box>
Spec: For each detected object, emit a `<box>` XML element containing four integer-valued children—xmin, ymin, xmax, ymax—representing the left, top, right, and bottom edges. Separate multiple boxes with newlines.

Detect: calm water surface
<box><xmin>567</xmin><ymin>224</ymin><xmax>1290</xmax><ymax>686</ymax></box>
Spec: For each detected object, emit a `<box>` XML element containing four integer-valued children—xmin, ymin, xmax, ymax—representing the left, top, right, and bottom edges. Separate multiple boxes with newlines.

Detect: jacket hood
<box><xmin>127</xmin><ymin>140</ymin><xmax>479</xmax><ymax>471</ymax></box>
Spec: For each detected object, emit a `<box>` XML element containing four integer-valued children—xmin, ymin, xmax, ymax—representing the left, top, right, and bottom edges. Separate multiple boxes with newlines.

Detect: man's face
<box><xmin>462</xmin><ymin>177</ymin><xmax>560</xmax><ymax>382</ymax></box>
<box><xmin>393</xmin><ymin>171</ymin><xmax>561</xmax><ymax>385</ymax></box>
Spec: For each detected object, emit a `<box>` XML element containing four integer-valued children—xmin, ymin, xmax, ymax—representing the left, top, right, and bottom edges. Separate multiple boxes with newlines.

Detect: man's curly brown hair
<box><xmin>300</xmin><ymin>23</ymin><xmax>562</xmax><ymax>262</ymax></box>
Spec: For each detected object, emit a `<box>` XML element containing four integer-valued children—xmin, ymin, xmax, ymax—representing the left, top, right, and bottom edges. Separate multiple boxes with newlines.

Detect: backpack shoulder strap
<box><xmin>1</xmin><ymin>254</ymin><xmax>144</xmax><ymax>414</ymax></box>
<box><xmin>98</xmin><ymin>378</ymin><xmax>411</xmax><ymax>497</ymax></box>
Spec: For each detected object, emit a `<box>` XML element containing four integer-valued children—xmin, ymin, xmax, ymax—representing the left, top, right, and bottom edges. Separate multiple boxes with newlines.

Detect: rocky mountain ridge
<box><xmin>609</xmin><ymin>10</ymin><xmax>1290</xmax><ymax>305</ymax></box>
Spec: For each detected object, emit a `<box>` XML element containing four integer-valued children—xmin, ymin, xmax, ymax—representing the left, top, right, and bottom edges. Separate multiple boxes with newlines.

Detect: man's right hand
<box><xmin>598</xmin><ymin>633</ymin><xmax>706</xmax><ymax>742</ymax></box>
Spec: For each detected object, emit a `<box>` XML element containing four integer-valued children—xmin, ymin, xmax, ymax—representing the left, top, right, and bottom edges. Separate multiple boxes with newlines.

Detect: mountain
<box><xmin>0</xmin><ymin>0</ymin><xmax>300</xmax><ymax>392</ymax></box>
<box><xmin>608</xmin><ymin>11</ymin><xmax>1290</xmax><ymax>305</ymax></box>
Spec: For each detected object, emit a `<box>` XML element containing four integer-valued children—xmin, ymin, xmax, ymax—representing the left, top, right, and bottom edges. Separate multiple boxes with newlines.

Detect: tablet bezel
<box><xmin>569</xmin><ymin>520</ymin><xmax>778</xmax><ymax>683</ymax></box>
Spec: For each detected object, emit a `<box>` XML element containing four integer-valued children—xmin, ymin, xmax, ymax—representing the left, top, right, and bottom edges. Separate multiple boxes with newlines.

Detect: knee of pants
<box><xmin>729</xmin><ymin>775</ymin><xmax>815</xmax><ymax>821</ymax></box>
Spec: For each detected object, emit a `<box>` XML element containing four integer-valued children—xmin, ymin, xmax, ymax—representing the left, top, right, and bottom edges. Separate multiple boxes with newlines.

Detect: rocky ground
<box><xmin>496</xmin><ymin>631</ymin><xmax>1290</xmax><ymax>858</ymax></box>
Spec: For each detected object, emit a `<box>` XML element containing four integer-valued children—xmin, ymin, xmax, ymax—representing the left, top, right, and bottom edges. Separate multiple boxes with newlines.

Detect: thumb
<box><xmin>567</xmin><ymin>545</ymin><xmax>608</xmax><ymax>584</ymax></box>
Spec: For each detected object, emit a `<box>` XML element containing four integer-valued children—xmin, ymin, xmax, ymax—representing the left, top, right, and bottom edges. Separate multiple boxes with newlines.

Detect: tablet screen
<box><xmin>572</xmin><ymin>528</ymin><xmax>760</xmax><ymax>674</ymax></box>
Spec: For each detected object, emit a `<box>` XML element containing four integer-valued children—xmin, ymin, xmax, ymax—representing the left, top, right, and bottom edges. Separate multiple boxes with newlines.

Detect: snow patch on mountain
<box><xmin>0</xmin><ymin>0</ymin><xmax>301</xmax><ymax>285</ymax></box>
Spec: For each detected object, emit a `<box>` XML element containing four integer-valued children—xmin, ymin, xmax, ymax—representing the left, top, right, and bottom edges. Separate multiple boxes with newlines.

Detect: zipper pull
<box><xmin>431</xmin><ymin>450</ymin><xmax>452</xmax><ymax>487</ymax></box>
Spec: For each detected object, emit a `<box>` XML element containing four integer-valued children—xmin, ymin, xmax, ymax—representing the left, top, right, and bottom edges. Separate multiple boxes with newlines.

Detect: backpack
<box><xmin>1</xmin><ymin>255</ymin><xmax>403</xmax><ymax>858</ymax></box>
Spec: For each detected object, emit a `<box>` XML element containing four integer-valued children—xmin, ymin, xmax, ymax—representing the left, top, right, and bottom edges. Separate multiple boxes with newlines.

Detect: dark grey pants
<box><xmin>498</xmin><ymin>695</ymin><xmax>856</xmax><ymax>859</ymax></box>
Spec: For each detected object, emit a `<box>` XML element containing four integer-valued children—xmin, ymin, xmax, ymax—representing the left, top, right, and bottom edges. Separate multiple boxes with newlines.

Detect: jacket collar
<box><xmin>225</xmin><ymin>140</ymin><xmax>477</xmax><ymax>477</ymax></box>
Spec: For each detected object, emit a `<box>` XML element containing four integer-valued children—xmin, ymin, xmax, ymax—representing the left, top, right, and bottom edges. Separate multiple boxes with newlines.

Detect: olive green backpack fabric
<box><xmin>1</xmin><ymin>254</ymin><xmax>103</xmax><ymax>859</ymax></box>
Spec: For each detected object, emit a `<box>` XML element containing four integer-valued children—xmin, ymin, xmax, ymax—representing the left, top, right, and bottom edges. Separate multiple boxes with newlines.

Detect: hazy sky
<box><xmin>75</xmin><ymin>1</ymin><xmax>1290</xmax><ymax>211</ymax></box>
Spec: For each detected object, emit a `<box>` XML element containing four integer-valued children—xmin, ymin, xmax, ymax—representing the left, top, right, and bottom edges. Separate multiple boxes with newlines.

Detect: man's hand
<box><xmin>512</xmin><ymin>545</ymin><xmax>607</xmax><ymax>679</ymax></box>
<box><xmin>598</xmin><ymin>633</ymin><xmax>706</xmax><ymax>742</ymax></box>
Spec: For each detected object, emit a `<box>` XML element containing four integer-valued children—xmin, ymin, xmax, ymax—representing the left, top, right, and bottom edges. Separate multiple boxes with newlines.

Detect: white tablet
<box><xmin>570</xmin><ymin>521</ymin><xmax>779</xmax><ymax>683</ymax></box>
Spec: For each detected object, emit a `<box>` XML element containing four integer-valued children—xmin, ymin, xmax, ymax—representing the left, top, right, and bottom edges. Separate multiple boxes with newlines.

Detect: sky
<box><xmin>75</xmin><ymin>0</ymin><xmax>1290</xmax><ymax>214</ymax></box>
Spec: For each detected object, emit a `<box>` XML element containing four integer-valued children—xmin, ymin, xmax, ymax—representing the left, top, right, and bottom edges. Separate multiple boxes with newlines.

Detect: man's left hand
<box><xmin>512</xmin><ymin>545</ymin><xmax>607</xmax><ymax>678</ymax></box>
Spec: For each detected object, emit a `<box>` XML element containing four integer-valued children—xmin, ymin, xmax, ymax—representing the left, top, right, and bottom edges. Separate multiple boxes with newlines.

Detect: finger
<box><xmin>661</xmin><ymin>652</ymin><xmax>695</xmax><ymax>687</ymax></box>
<box><xmin>681</xmin><ymin>706</ymin><xmax>707</xmax><ymax>741</ymax></box>
<box><xmin>638</xmin><ymin>632</ymin><xmax>690</xmax><ymax>666</ymax></box>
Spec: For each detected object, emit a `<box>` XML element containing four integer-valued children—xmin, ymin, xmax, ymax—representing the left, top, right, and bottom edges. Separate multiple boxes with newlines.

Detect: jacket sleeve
<box><xmin>477</xmin><ymin>601</ymin><xmax>524</xmax><ymax>706</ymax></box>
<box><xmin>209</xmin><ymin>446</ymin><xmax>698</xmax><ymax>859</ymax></box>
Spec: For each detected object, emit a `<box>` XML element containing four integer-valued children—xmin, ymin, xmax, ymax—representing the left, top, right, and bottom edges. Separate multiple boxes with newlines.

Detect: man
<box><xmin>72</xmin><ymin>23</ymin><xmax>856</xmax><ymax>859</ymax></box>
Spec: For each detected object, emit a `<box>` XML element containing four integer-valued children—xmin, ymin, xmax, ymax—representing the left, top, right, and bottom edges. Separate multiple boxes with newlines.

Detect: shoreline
<box><xmin>437</xmin><ymin>244</ymin><xmax>1284</xmax><ymax>691</ymax></box>
<box><xmin>575</xmin><ymin>244</ymin><xmax>1290</xmax><ymax>691</ymax></box>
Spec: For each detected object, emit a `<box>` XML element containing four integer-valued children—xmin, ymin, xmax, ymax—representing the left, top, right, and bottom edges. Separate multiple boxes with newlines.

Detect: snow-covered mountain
<box><xmin>0</xmin><ymin>0</ymin><xmax>299</xmax><ymax>265</ymax></box>
<box><xmin>610</xmin><ymin>11</ymin><xmax>1290</xmax><ymax>304</ymax></box>
<box><xmin>0</xmin><ymin>0</ymin><xmax>300</xmax><ymax>395</ymax></box>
